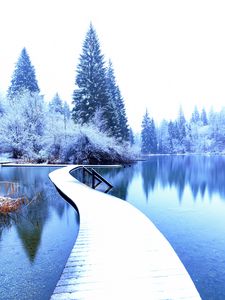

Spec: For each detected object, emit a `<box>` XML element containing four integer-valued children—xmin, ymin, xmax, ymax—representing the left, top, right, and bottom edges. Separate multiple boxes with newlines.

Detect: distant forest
<box><xmin>141</xmin><ymin>105</ymin><xmax>225</xmax><ymax>154</ymax></box>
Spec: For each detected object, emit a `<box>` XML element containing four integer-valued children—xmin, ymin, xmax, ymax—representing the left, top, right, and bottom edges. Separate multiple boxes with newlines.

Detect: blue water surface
<box><xmin>97</xmin><ymin>155</ymin><xmax>225</xmax><ymax>300</ymax></box>
<box><xmin>0</xmin><ymin>166</ymin><xmax>79</xmax><ymax>300</ymax></box>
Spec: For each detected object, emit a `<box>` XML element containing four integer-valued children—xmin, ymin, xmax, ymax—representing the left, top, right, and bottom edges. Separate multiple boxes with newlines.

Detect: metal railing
<box><xmin>82</xmin><ymin>167</ymin><xmax>113</xmax><ymax>193</ymax></box>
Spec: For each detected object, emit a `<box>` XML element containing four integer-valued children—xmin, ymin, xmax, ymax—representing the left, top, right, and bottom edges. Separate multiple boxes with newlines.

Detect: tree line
<box><xmin>1</xmin><ymin>22</ymin><xmax>223</xmax><ymax>160</ymax></box>
<box><xmin>141</xmin><ymin>105</ymin><xmax>225</xmax><ymax>154</ymax></box>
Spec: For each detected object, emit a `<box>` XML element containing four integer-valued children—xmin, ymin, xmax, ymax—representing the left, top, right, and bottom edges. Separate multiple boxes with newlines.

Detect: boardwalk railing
<box><xmin>82</xmin><ymin>166</ymin><xmax>113</xmax><ymax>193</ymax></box>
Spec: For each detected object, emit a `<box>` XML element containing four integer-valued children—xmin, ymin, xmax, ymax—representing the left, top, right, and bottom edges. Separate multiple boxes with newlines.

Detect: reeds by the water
<box><xmin>0</xmin><ymin>181</ymin><xmax>28</xmax><ymax>213</ymax></box>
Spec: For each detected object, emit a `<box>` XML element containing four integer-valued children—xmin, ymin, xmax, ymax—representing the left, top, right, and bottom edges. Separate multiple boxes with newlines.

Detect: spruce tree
<box><xmin>168</xmin><ymin>121</ymin><xmax>175</xmax><ymax>153</ymax></box>
<box><xmin>158</xmin><ymin>120</ymin><xmax>170</xmax><ymax>154</ymax></box>
<box><xmin>141</xmin><ymin>110</ymin><xmax>157</xmax><ymax>154</ymax></box>
<box><xmin>200</xmin><ymin>108</ymin><xmax>208</xmax><ymax>125</ymax></box>
<box><xmin>72</xmin><ymin>23</ymin><xmax>109</xmax><ymax>125</ymax></box>
<box><xmin>104</xmin><ymin>61</ymin><xmax>121</xmax><ymax>137</ymax></box>
<box><xmin>7</xmin><ymin>48</ymin><xmax>40</xmax><ymax>100</ymax></box>
<box><xmin>63</xmin><ymin>101</ymin><xmax>71</xmax><ymax>120</ymax></box>
<box><xmin>49</xmin><ymin>93</ymin><xmax>63</xmax><ymax>114</ymax></box>
<box><xmin>177</xmin><ymin>107</ymin><xmax>186</xmax><ymax>152</ymax></box>
<box><xmin>129</xmin><ymin>127</ymin><xmax>135</xmax><ymax>146</ymax></box>
<box><xmin>191</xmin><ymin>106</ymin><xmax>200</xmax><ymax>124</ymax></box>
<box><xmin>141</xmin><ymin>110</ymin><xmax>151</xmax><ymax>154</ymax></box>
<box><xmin>105</xmin><ymin>60</ymin><xmax>129</xmax><ymax>141</ymax></box>
<box><xmin>114</xmin><ymin>86</ymin><xmax>129</xmax><ymax>141</ymax></box>
<box><xmin>106</xmin><ymin>61</ymin><xmax>129</xmax><ymax>141</ymax></box>
<box><xmin>149</xmin><ymin>118</ymin><xmax>157</xmax><ymax>153</ymax></box>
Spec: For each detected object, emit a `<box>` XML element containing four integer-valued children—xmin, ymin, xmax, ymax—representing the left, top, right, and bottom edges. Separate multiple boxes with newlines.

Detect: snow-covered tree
<box><xmin>141</xmin><ymin>111</ymin><xmax>151</xmax><ymax>154</ymax></box>
<box><xmin>129</xmin><ymin>127</ymin><xmax>135</xmax><ymax>146</ymax></box>
<box><xmin>104</xmin><ymin>61</ymin><xmax>120</xmax><ymax>137</ymax></box>
<box><xmin>72</xmin><ymin>23</ymin><xmax>109</xmax><ymax>125</ymax></box>
<box><xmin>158</xmin><ymin>120</ymin><xmax>170</xmax><ymax>154</ymax></box>
<box><xmin>63</xmin><ymin>101</ymin><xmax>71</xmax><ymax>120</ymax></box>
<box><xmin>191</xmin><ymin>106</ymin><xmax>200</xmax><ymax>124</ymax></box>
<box><xmin>62</xmin><ymin>124</ymin><xmax>136</xmax><ymax>164</ymax></box>
<box><xmin>200</xmin><ymin>108</ymin><xmax>208</xmax><ymax>125</ymax></box>
<box><xmin>0</xmin><ymin>92</ymin><xmax>45</xmax><ymax>159</ymax></box>
<box><xmin>7</xmin><ymin>48</ymin><xmax>40</xmax><ymax>100</ymax></box>
<box><xmin>114</xmin><ymin>86</ymin><xmax>129</xmax><ymax>141</ymax></box>
<box><xmin>62</xmin><ymin>101</ymin><xmax>71</xmax><ymax>132</ymax></box>
<box><xmin>168</xmin><ymin>120</ymin><xmax>180</xmax><ymax>153</ymax></box>
<box><xmin>49</xmin><ymin>93</ymin><xmax>63</xmax><ymax>114</ymax></box>
<box><xmin>141</xmin><ymin>110</ymin><xmax>157</xmax><ymax>154</ymax></box>
<box><xmin>106</xmin><ymin>61</ymin><xmax>129</xmax><ymax>141</ymax></box>
<box><xmin>176</xmin><ymin>107</ymin><xmax>187</xmax><ymax>152</ymax></box>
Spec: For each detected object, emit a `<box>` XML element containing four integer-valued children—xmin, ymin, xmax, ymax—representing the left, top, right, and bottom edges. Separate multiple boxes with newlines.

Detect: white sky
<box><xmin>0</xmin><ymin>0</ymin><xmax>225</xmax><ymax>131</ymax></box>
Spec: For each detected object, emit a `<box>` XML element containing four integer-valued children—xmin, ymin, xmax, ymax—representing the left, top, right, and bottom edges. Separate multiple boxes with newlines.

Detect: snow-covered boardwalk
<box><xmin>49</xmin><ymin>165</ymin><xmax>201</xmax><ymax>300</ymax></box>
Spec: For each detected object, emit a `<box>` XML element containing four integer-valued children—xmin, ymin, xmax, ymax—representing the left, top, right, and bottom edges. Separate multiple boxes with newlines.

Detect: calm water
<box><xmin>0</xmin><ymin>166</ymin><xmax>79</xmax><ymax>300</ymax></box>
<box><xmin>97</xmin><ymin>156</ymin><xmax>225</xmax><ymax>300</ymax></box>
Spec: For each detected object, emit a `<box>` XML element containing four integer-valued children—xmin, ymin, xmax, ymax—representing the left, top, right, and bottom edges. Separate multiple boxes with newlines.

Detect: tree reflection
<box><xmin>140</xmin><ymin>155</ymin><xmax>225</xmax><ymax>202</ymax></box>
<box><xmin>93</xmin><ymin>166</ymin><xmax>136</xmax><ymax>200</ymax></box>
<box><xmin>141</xmin><ymin>159</ymin><xmax>157</xmax><ymax>200</ymax></box>
<box><xmin>0</xmin><ymin>167</ymin><xmax>66</xmax><ymax>262</ymax></box>
<box><xmin>0</xmin><ymin>213</ymin><xmax>13</xmax><ymax>241</ymax></box>
<box><xmin>98</xmin><ymin>156</ymin><xmax>225</xmax><ymax>203</ymax></box>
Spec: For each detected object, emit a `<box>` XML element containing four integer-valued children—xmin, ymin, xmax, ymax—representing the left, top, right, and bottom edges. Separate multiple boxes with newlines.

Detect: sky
<box><xmin>0</xmin><ymin>0</ymin><xmax>225</xmax><ymax>131</ymax></box>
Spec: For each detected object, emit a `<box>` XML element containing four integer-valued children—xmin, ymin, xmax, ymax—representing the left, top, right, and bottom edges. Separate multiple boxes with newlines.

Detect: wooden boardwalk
<box><xmin>49</xmin><ymin>166</ymin><xmax>201</xmax><ymax>300</ymax></box>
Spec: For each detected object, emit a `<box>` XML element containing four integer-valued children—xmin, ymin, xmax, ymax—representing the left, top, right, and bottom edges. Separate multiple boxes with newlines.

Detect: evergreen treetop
<box><xmin>7</xmin><ymin>48</ymin><xmax>40</xmax><ymax>100</ymax></box>
<box><xmin>141</xmin><ymin>110</ymin><xmax>157</xmax><ymax>154</ymax></box>
<box><xmin>200</xmin><ymin>108</ymin><xmax>208</xmax><ymax>125</ymax></box>
<box><xmin>72</xmin><ymin>23</ymin><xmax>108</xmax><ymax>125</ymax></box>
<box><xmin>49</xmin><ymin>93</ymin><xmax>63</xmax><ymax>114</ymax></box>
<box><xmin>191</xmin><ymin>106</ymin><xmax>200</xmax><ymax>123</ymax></box>
<box><xmin>106</xmin><ymin>61</ymin><xmax>129</xmax><ymax>141</ymax></box>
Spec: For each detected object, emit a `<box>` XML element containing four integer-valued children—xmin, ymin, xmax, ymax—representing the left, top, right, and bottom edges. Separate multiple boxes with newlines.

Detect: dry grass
<box><xmin>0</xmin><ymin>181</ymin><xmax>28</xmax><ymax>213</ymax></box>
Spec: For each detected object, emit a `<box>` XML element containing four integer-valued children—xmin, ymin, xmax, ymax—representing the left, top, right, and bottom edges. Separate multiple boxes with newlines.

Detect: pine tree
<box><xmin>7</xmin><ymin>48</ymin><xmax>40</xmax><ymax>100</ymax></box>
<box><xmin>141</xmin><ymin>110</ymin><xmax>157</xmax><ymax>154</ymax></box>
<box><xmin>191</xmin><ymin>106</ymin><xmax>200</xmax><ymax>124</ymax></box>
<box><xmin>141</xmin><ymin>110</ymin><xmax>151</xmax><ymax>154</ymax></box>
<box><xmin>106</xmin><ymin>61</ymin><xmax>129</xmax><ymax>141</ymax></box>
<box><xmin>115</xmin><ymin>86</ymin><xmax>129</xmax><ymax>141</ymax></box>
<box><xmin>72</xmin><ymin>23</ymin><xmax>108</xmax><ymax>125</ymax></box>
<box><xmin>49</xmin><ymin>93</ymin><xmax>63</xmax><ymax>114</ymax></box>
<box><xmin>63</xmin><ymin>101</ymin><xmax>71</xmax><ymax>120</ymax></box>
<box><xmin>158</xmin><ymin>120</ymin><xmax>170</xmax><ymax>154</ymax></box>
<box><xmin>200</xmin><ymin>108</ymin><xmax>208</xmax><ymax>125</ymax></box>
<box><xmin>168</xmin><ymin>120</ymin><xmax>180</xmax><ymax>153</ymax></box>
<box><xmin>105</xmin><ymin>61</ymin><xmax>129</xmax><ymax>141</ymax></box>
<box><xmin>105</xmin><ymin>60</ymin><xmax>129</xmax><ymax>141</ymax></box>
<box><xmin>176</xmin><ymin>107</ymin><xmax>186</xmax><ymax>152</ymax></box>
<box><xmin>104</xmin><ymin>61</ymin><xmax>121</xmax><ymax>137</ymax></box>
<box><xmin>168</xmin><ymin>121</ymin><xmax>174</xmax><ymax>153</ymax></box>
<box><xmin>129</xmin><ymin>127</ymin><xmax>135</xmax><ymax>146</ymax></box>
<box><xmin>149</xmin><ymin>118</ymin><xmax>157</xmax><ymax>153</ymax></box>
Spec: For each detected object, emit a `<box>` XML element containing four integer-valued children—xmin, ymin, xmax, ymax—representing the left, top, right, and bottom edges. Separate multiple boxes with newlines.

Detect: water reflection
<box><xmin>99</xmin><ymin>155</ymin><xmax>225</xmax><ymax>300</ymax></box>
<box><xmin>99</xmin><ymin>155</ymin><xmax>225</xmax><ymax>203</ymax></box>
<box><xmin>0</xmin><ymin>168</ymin><xmax>50</xmax><ymax>261</ymax></box>
<box><xmin>93</xmin><ymin>166</ymin><xmax>136</xmax><ymax>199</ymax></box>
<box><xmin>154</xmin><ymin>155</ymin><xmax>225</xmax><ymax>201</ymax></box>
<box><xmin>141</xmin><ymin>159</ymin><xmax>157</xmax><ymax>199</ymax></box>
<box><xmin>0</xmin><ymin>166</ymin><xmax>79</xmax><ymax>300</ymax></box>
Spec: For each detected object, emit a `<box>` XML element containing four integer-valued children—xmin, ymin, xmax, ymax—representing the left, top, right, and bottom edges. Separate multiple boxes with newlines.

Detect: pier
<box><xmin>49</xmin><ymin>165</ymin><xmax>201</xmax><ymax>300</ymax></box>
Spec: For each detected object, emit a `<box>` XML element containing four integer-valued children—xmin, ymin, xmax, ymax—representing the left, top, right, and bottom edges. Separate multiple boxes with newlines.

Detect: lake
<box><xmin>0</xmin><ymin>166</ymin><xmax>79</xmax><ymax>300</ymax></box>
<box><xmin>97</xmin><ymin>155</ymin><xmax>225</xmax><ymax>300</ymax></box>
